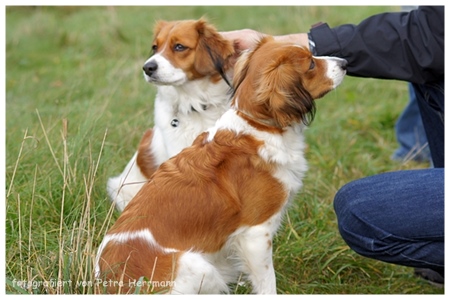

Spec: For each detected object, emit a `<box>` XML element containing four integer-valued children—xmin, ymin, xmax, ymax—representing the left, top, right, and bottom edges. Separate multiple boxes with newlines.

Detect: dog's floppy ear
<box><xmin>256</xmin><ymin>51</ymin><xmax>316</xmax><ymax>127</ymax></box>
<box><xmin>231</xmin><ymin>36</ymin><xmax>268</xmax><ymax>105</ymax></box>
<box><xmin>232</xmin><ymin>50</ymin><xmax>251</xmax><ymax>93</ymax></box>
<box><xmin>194</xmin><ymin>19</ymin><xmax>235</xmax><ymax>76</ymax></box>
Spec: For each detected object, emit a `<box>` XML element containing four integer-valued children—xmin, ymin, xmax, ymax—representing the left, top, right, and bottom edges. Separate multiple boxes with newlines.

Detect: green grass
<box><xmin>5</xmin><ymin>6</ymin><xmax>443</xmax><ymax>294</ymax></box>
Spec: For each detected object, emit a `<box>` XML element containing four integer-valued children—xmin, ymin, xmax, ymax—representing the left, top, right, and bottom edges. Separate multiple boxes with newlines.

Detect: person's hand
<box><xmin>220</xmin><ymin>29</ymin><xmax>310</xmax><ymax>69</ymax></box>
<box><xmin>221</xmin><ymin>29</ymin><xmax>309</xmax><ymax>53</ymax></box>
<box><xmin>274</xmin><ymin>33</ymin><xmax>309</xmax><ymax>47</ymax></box>
<box><xmin>220</xmin><ymin>29</ymin><xmax>267</xmax><ymax>53</ymax></box>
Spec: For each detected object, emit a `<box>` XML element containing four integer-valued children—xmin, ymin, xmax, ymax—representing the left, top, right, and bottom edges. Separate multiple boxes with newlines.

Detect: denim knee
<box><xmin>333</xmin><ymin>171</ymin><xmax>444</xmax><ymax>270</ymax></box>
<box><xmin>333</xmin><ymin>180</ymin><xmax>375</xmax><ymax>256</ymax></box>
<box><xmin>333</xmin><ymin>180</ymin><xmax>365</xmax><ymax>229</ymax></box>
<box><xmin>333</xmin><ymin>182</ymin><xmax>359</xmax><ymax>246</ymax></box>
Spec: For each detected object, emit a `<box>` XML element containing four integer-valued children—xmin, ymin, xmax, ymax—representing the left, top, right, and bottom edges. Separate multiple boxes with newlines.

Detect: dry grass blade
<box><xmin>36</xmin><ymin>110</ymin><xmax>63</xmax><ymax>180</ymax></box>
<box><xmin>7</xmin><ymin>129</ymin><xmax>29</xmax><ymax>197</ymax></box>
<box><xmin>57</xmin><ymin>118</ymin><xmax>69</xmax><ymax>294</ymax></box>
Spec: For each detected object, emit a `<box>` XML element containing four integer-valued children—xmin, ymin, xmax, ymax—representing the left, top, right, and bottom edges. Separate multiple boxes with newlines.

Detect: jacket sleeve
<box><xmin>309</xmin><ymin>6</ymin><xmax>444</xmax><ymax>84</ymax></box>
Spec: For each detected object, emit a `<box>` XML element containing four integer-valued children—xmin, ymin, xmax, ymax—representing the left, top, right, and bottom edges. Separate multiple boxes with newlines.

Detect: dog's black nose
<box><xmin>143</xmin><ymin>61</ymin><xmax>158</xmax><ymax>76</ymax></box>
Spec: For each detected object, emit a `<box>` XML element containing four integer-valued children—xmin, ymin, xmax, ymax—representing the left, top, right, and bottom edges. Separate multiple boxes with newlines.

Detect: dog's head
<box><xmin>232</xmin><ymin>37</ymin><xmax>347</xmax><ymax>128</ymax></box>
<box><xmin>142</xmin><ymin>19</ymin><xmax>234</xmax><ymax>86</ymax></box>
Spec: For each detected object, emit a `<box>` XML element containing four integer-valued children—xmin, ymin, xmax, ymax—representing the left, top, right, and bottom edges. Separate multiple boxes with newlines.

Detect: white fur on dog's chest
<box><xmin>152</xmin><ymin>80</ymin><xmax>230</xmax><ymax>160</ymax></box>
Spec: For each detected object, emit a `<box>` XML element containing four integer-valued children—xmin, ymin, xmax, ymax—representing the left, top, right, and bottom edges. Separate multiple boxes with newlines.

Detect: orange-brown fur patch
<box><xmin>97</xmin><ymin>240</ymin><xmax>179</xmax><ymax>294</ymax></box>
<box><xmin>236</xmin><ymin>111</ymin><xmax>284</xmax><ymax>134</ymax></box>
<box><xmin>136</xmin><ymin>129</ymin><xmax>158</xmax><ymax>179</ymax></box>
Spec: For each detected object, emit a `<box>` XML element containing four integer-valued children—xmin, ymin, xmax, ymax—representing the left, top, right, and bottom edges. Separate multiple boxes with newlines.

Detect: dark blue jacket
<box><xmin>310</xmin><ymin>6</ymin><xmax>444</xmax><ymax>85</ymax></box>
<box><xmin>310</xmin><ymin>6</ymin><xmax>444</xmax><ymax>167</ymax></box>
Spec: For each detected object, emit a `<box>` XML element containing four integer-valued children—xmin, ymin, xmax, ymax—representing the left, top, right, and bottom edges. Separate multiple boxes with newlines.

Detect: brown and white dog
<box><xmin>95</xmin><ymin>37</ymin><xmax>347</xmax><ymax>294</ymax></box>
<box><xmin>107</xmin><ymin>19</ymin><xmax>234</xmax><ymax>211</ymax></box>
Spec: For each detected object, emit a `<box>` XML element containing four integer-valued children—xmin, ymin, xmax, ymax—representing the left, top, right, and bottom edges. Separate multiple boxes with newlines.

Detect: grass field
<box><xmin>5</xmin><ymin>6</ymin><xmax>443</xmax><ymax>294</ymax></box>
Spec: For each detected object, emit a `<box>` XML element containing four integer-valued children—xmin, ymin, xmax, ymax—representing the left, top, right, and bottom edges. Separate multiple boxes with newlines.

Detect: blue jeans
<box><xmin>334</xmin><ymin>169</ymin><xmax>444</xmax><ymax>273</ymax></box>
<box><xmin>334</xmin><ymin>81</ymin><xmax>444</xmax><ymax>273</ymax></box>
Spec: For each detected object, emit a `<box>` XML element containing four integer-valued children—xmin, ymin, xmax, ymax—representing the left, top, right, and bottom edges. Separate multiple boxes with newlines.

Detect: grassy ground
<box><xmin>5</xmin><ymin>6</ymin><xmax>443</xmax><ymax>294</ymax></box>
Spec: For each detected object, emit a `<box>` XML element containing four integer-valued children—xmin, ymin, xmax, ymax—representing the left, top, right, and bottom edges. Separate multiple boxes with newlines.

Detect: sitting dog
<box><xmin>107</xmin><ymin>19</ymin><xmax>235</xmax><ymax>211</ymax></box>
<box><xmin>95</xmin><ymin>36</ymin><xmax>347</xmax><ymax>294</ymax></box>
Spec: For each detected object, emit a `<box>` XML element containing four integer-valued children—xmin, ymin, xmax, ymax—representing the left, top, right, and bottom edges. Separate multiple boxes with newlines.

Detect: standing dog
<box><xmin>107</xmin><ymin>19</ymin><xmax>234</xmax><ymax>211</ymax></box>
<box><xmin>96</xmin><ymin>37</ymin><xmax>347</xmax><ymax>294</ymax></box>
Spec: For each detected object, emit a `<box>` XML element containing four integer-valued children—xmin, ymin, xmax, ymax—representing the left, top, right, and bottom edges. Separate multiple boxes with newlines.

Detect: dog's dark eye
<box><xmin>309</xmin><ymin>59</ymin><xmax>315</xmax><ymax>70</ymax></box>
<box><xmin>174</xmin><ymin>44</ymin><xmax>187</xmax><ymax>52</ymax></box>
<box><xmin>152</xmin><ymin>45</ymin><xmax>157</xmax><ymax>53</ymax></box>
